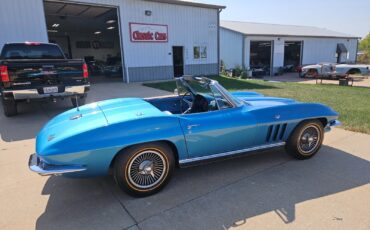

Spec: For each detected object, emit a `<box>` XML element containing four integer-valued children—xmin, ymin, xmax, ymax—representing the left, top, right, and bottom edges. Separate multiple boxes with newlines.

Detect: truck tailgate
<box><xmin>3</xmin><ymin>59</ymin><xmax>86</xmax><ymax>88</ymax></box>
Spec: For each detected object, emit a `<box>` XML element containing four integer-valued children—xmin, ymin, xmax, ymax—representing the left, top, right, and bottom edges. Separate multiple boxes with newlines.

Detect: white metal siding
<box><xmin>220</xmin><ymin>28</ymin><xmax>243</xmax><ymax>69</ymax></box>
<box><xmin>301</xmin><ymin>37</ymin><xmax>357</xmax><ymax>64</ymax></box>
<box><xmin>59</xmin><ymin>0</ymin><xmax>219</xmax><ymax>81</ymax></box>
<box><xmin>228</xmin><ymin>34</ymin><xmax>358</xmax><ymax>71</ymax></box>
<box><xmin>0</xmin><ymin>0</ymin><xmax>48</xmax><ymax>51</ymax></box>
<box><xmin>122</xmin><ymin>0</ymin><xmax>218</xmax><ymax>68</ymax></box>
<box><xmin>60</xmin><ymin>0</ymin><xmax>218</xmax><ymax>66</ymax></box>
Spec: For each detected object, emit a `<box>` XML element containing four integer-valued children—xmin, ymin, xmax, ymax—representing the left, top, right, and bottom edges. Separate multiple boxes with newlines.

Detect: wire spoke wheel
<box><xmin>298</xmin><ymin>125</ymin><xmax>321</xmax><ymax>155</ymax></box>
<box><xmin>127</xmin><ymin>150</ymin><xmax>167</xmax><ymax>189</ymax></box>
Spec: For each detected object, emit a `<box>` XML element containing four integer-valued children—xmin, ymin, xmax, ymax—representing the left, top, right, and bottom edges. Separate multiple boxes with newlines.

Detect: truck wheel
<box><xmin>2</xmin><ymin>98</ymin><xmax>18</xmax><ymax>117</ymax></box>
<box><xmin>114</xmin><ymin>142</ymin><xmax>175</xmax><ymax>197</ymax></box>
<box><xmin>71</xmin><ymin>95</ymin><xmax>86</xmax><ymax>107</ymax></box>
<box><xmin>286</xmin><ymin>120</ymin><xmax>324</xmax><ymax>160</ymax></box>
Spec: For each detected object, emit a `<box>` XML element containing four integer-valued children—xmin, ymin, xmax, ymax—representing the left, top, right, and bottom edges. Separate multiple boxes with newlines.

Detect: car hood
<box><xmin>36</xmin><ymin>98</ymin><xmax>164</xmax><ymax>155</ymax></box>
<box><xmin>302</xmin><ymin>64</ymin><xmax>321</xmax><ymax>69</ymax></box>
<box><xmin>231</xmin><ymin>92</ymin><xmax>298</xmax><ymax>109</ymax></box>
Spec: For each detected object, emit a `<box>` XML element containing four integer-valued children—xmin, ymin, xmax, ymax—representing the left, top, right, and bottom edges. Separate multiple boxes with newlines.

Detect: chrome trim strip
<box><xmin>4</xmin><ymin>84</ymin><xmax>90</xmax><ymax>100</ymax></box>
<box><xmin>28</xmin><ymin>154</ymin><xmax>86</xmax><ymax>176</ymax></box>
<box><xmin>179</xmin><ymin>142</ymin><xmax>286</xmax><ymax>165</ymax></box>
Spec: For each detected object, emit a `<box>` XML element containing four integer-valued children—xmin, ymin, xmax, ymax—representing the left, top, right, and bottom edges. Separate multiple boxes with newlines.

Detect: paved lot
<box><xmin>262</xmin><ymin>73</ymin><xmax>370</xmax><ymax>88</ymax></box>
<box><xmin>1</xmin><ymin>82</ymin><xmax>370</xmax><ymax>230</ymax></box>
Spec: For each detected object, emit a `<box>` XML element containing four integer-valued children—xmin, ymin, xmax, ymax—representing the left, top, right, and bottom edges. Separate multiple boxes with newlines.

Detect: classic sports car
<box><xmin>29</xmin><ymin>76</ymin><xmax>340</xmax><ymax>196</ymax></box>
<box><xmin>300</xmin><ymin>63</ymin><xmax>369</xmax><ymax>78</ymax></box>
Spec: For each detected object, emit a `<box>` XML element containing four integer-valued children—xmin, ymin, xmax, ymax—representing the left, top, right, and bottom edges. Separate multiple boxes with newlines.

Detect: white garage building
<box><xmin>0</xmin><ymin>0</ymin><xmax>225</xmax><ymax>83</ymax></box>
<box><xmin>220</xmin><ymin>21</ymin><xmax>359</xmax><ymax>75</ymax></box>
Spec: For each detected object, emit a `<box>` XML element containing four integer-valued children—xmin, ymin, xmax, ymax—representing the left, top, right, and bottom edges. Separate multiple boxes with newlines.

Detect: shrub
<box><xmin>232</xmin><ymin>65</ymin><xmax>243</xmax><ymax>77</ymax></box>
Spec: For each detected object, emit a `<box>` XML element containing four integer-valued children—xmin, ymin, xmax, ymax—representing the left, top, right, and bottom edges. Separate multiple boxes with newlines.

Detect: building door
<box><xmin>173</xmin><ymin>46</ymin><xmax>184</xmax><ymax>77</ymax></box>
<box><xmin>250</xmin><ymin>41</ymin><xmax>273</xmax><ymax>77</ymax></box>
<box><xmin>284</xmin><ymin>41</ymin><xmax>303</xmax><ymax>71</ymax></box>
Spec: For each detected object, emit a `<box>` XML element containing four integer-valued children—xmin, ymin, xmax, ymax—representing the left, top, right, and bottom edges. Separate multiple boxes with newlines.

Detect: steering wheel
<box><xmin>181</xmin><ymin>92</ymin><xmax>193</xmax><ymax>114</ymax></box>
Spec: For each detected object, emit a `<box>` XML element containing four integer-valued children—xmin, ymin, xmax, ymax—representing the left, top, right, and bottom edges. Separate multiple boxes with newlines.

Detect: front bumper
<box><xmin>2</xmin><ymin>84</ymin><xmax>90</xmax><ymax>100</ymax></box>
<box><xmin>28</xmin><ymin>153</ymin><xmax>86</xmax><ymax>176</ymax></box>
<box><xmin>325</xmin><ymin>119</ymin><xmax>341</xmax><ymax>132</ymax></box>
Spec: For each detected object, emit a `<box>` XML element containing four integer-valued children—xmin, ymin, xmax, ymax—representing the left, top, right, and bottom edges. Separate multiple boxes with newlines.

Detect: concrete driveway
<box><xmin>1</xmin><ymin>82</ymin><xmax>369</xmax><ymax>230</ymax></box>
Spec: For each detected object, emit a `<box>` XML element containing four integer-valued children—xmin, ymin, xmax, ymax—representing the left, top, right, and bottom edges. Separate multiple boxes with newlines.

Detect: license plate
<box><xmin>43</xmin><ymin>86</ymin><xmax>58</xmax><ymax>94</ymax></box>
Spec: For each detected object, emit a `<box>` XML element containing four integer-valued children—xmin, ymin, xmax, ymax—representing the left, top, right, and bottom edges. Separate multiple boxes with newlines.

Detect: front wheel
<box><xmin>114</xmin><ymin>142</ymin><xmax>175</xmax><ymax>197</ymax></box>
<box><xmin>286</xmin><ymin>120</ymin><xmax>324</xmax><ymax>160</ymax></box>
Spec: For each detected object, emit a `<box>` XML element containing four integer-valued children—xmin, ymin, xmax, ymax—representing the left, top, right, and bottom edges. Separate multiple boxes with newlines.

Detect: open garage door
<box><xmin>284</xmin><ymin>41</ymin><xmax>302</xmax><ymax>72</ymax></box>
<box><xmin>250</xmin><ymin>41</ymin><xmax>273</xmax><ymax>77</ymax></box>
<box><xmin>43</xmin><ymin>1</ymin><xmax>124</xmax><ymax>83</ymax></box>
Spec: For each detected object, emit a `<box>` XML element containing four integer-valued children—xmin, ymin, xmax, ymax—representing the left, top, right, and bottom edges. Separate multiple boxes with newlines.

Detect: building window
<box><xmin>193</xmin><ymin>46</ymin><xmax>200</xmax><ymax>59</ymax></box>
<box><xmin>201</xmin><ymin>46</ymin><xmax>207</xmax><ymax>58</ymax></box>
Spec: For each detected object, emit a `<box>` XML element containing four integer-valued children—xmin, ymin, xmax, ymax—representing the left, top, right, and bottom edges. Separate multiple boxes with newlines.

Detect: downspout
<box><xmin>355</xmin><ymin>38</ymin><xmax>359</xmax><ymax>64</ymax></box>
<box><xmin>217</xmin><ymin>9</ymin><xmax>222</xmax><ymax>75</ymax></box>
<box><xmin>242</xmin><ymin>36</ymin><xmax>246</xmax><ymax>69</ymax></box>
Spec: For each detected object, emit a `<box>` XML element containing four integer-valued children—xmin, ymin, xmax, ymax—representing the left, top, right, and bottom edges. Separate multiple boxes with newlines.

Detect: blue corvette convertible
<box><xmin>29</xmin><ymin>76</ymin><xmax>340</xmax><ymax>196</ymax></box>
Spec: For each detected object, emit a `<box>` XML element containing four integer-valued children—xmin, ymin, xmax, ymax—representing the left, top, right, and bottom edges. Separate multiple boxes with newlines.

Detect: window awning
<box><xmin>337</xmin><ymin>43</ymin><xmax>348</xmax><ymax>53</ymax></box>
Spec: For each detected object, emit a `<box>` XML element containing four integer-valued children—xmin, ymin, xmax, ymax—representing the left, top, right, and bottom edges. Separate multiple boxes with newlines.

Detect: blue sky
<box><xmin>194</xmin><ymin>0</ymin><xmax>370</xmax><ymax>38</ymax></box>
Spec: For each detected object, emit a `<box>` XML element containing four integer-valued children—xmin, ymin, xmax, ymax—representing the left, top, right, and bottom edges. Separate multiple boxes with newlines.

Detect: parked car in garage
<box><xmin>300</xmin><ymin>63</ymin><xmax>369</xmax><ymax>78</ymax></box>
<box><xmin>103</xmin><ymin>56</ymin><xmax>122</xmax><ymax>78</ymax></box>
<box><xmin>0</xmin><ymin>42</ymin><xmax>90</xmax><ymax>116</ymax></box>
<box><xmin>29</xmin><ymin>76</ymin><xmax>340</xmax><ymax>197</ymax></box>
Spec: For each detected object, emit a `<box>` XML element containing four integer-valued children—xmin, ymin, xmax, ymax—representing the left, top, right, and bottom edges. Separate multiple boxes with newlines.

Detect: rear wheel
<box><xmin>2</xmin><ymin>98</ymin><xmax>18</xmax><ymax>117</ymax></box>
<box><xmin>114</xmin><ymin>142</ymin><xmax>175</xmax><ymax>197</ymax></box>
<box><xmin>71</xmin><ymin>94</ymin><xmax>86</xmax><ymax>107</ymax></box>
<box><xmin>286</xmin><ymin>120</ymin><xmax>324</xmax><ymax>160</ymax></box>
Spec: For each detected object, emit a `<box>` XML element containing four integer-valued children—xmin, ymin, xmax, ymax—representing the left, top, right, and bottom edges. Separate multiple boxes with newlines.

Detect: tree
<box><xmin>359</xmin><ymin>33</ymin><xmax>370</xmax><ymax>54</ymax></box>
<box><xmin>357</xmin><ymin>33</ymin><xmax>370</xmax><ymax>64</ymax></box>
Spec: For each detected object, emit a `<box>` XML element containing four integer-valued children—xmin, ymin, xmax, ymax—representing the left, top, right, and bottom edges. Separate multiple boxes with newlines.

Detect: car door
<box><xmin>179</xmin><ymin>106</ymin><xmax>257</xmax><ymax>158</ymax></box>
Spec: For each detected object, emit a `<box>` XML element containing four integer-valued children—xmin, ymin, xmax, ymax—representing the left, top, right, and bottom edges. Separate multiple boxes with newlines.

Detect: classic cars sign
<box><xmin>129</xmin><ymin>23</ymin><xmax>168</xmax><ymax>42</ymax></box>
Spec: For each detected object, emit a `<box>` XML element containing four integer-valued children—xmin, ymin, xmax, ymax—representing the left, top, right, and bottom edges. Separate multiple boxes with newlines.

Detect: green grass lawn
<box><xmin>144</xmin><ymin>75</ymin><xmax>370</xmax><ymax>134</ymax></box>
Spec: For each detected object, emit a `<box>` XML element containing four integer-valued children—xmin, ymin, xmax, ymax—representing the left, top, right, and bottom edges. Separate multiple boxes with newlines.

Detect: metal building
<box><xmin>220</xmin><ymin>21</ymin><xmax>359</xmax><ymax>75</ymax></box>
<box><xmin>0</xmin><ymin>0</ymin><xmax>225</xmax><ymax>83</ymax></box>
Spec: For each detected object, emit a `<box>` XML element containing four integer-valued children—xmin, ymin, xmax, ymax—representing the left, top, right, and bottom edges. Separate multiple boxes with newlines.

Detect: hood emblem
<box><xmin>47</xmin><ymin>134</ymin><xmax>55</xmax><ymax>142</ymax></box>
<box><xmin>274</xmin><ymin>114</ymin><xmax>281</xmax><ymax>120</ymax></box>
<box><xmin>70</xmin><ymin>114</ymin><xmax>82</xmax><ymax>120</ymax></box>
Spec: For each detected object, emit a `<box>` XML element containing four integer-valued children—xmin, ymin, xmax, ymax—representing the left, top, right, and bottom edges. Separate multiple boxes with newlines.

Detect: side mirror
<box><xmin>174</xmin><ymin>88</ymin><xmax>178</xmax><ymax>95</ymax></box>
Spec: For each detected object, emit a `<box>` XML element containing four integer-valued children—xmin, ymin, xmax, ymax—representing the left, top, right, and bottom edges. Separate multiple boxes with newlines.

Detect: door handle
<box><xmin>187</xmin><ymin>124</ymin><xmax>200</xmax><ymax>130</ymax></box>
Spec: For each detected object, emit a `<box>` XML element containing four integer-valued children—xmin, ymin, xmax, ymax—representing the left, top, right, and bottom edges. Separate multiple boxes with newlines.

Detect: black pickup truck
<box><xmin>0</xmin><ymin>42</ymin><xmax>90</xmax><ymax>116</ymax></box>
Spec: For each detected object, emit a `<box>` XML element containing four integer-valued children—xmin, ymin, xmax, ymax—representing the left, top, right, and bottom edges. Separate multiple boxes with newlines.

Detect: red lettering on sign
<box><xmin>155</xmin><ymin>32</ymin><xmax>167</xmax><ymax>41</ymax></box>
<box><xmin>133</xmin><ymin>31</ymin><xmax>154</xmax><ymax>41</ymax></box>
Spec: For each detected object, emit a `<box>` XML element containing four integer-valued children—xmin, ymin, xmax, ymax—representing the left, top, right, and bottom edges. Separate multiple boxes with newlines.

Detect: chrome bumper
<box><xmin>28</xmin><ymin>153</ymin><xmax>86</xmax><ymax>176</ymax></box>
<box><xmin>3</xmin><ymin>84</ymin><xmax>89</xmax><ymax>100</ymax></box>
<box><xmin>325</xmin><ymin>119</ymin><xmax>341</xmax><ymax>132</ymax></box>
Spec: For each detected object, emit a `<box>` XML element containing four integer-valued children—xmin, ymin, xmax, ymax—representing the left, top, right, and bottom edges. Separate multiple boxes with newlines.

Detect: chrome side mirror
<box><xmin>174</xmin><ymin>88</ymin><xmax>178</xmax><ymax>95</ymax></box>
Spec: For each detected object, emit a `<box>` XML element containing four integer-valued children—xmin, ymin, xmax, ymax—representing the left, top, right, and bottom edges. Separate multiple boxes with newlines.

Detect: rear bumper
<box><xmin>28</xmin><ymin>153</ymin><xmax>86</xmax><ymax>176</ymax></box>
<box><xmin>2</xmin><ymin>84</ymin><xmax>90</xmax><ymax>100</ymax></box>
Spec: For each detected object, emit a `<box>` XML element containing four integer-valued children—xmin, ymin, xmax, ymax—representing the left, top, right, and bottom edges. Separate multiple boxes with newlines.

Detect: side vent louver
<box><xmin>266</xmin><ymin>123</ymin><xmax>287</xmax><ymax>142</ymax></box>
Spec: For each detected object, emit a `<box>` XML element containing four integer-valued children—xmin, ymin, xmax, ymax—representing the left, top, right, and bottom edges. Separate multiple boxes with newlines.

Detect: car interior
<box><xmin>146</xmin><ymin>77</ymin><xmax>234</xmax><ymax>115</ymax></box>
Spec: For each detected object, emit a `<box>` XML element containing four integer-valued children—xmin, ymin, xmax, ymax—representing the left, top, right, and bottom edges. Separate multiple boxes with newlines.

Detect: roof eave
<box><xmin>144</xmin><ymin>0</ymin><xmax>226</xmax><ymax>9</ymax></box>
<box><xmin>220</xmin><ymin>27</ymin><xmax>360</xmax><ymax>39</ymax></box>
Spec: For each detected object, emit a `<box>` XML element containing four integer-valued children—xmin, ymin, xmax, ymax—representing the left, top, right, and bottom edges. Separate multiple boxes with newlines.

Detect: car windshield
<box><xmin>176</xmin><ymin>76</ymin><xmax>242</xmax><ymax>110</ymax></box>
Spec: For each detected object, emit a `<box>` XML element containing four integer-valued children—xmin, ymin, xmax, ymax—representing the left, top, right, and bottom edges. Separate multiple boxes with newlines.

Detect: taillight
<box><xmin>0</xmin><ymin>65</ymin><xmax>10</xmax><ymax>82</ymax></box>
<box><xmin>82</xmin><ymin>63</ymin><xmax>88</xmax><ymax>78</ymax></box>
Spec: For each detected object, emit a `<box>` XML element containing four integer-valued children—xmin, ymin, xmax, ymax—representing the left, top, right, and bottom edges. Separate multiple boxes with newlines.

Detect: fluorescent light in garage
<box><xmin>107</xmin><ymin>26</ymin><xmax>115</xmax><ymax>30</ymax></box>
<box><xmin>94</xmin><ymin>31</ymin><xmax>102</xmax><ymax>34</ymax></box>
<box><xmin>106</xmin><ymin>19</ymin><xmax>116</xmax><ymax>24</ymax></box>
